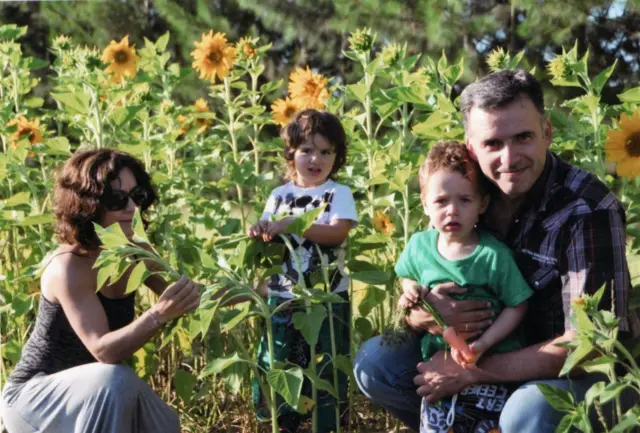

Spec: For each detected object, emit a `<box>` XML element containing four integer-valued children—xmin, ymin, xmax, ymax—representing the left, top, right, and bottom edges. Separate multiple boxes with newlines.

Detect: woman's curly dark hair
<box><xmin>54</xmin><ymin>149</ymin><xmax>158</xmax><ymax>249</ymax></box>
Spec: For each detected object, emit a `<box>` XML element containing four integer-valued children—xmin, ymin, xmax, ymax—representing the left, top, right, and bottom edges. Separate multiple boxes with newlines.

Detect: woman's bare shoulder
<box><xmin>40</xmin><ymin>246</ymin><xmax>97</xmax><ymax>302</ymax></box>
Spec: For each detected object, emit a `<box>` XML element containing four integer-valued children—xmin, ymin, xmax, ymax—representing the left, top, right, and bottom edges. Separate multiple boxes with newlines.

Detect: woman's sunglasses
<box><xmin>101</xmin><ymin>186</ymin><xmax>149</xmax><ymax>211</ymax></box>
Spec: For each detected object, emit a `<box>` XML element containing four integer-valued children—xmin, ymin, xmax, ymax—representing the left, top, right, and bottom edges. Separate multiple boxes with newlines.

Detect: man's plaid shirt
<box><xmin>483</xmin><ymin>151</ymin><xmax>640</xmax><ymax>344</ymax></box>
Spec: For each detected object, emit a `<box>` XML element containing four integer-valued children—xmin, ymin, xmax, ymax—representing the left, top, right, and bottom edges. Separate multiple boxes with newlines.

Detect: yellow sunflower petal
<box><xmin>616</xmin><ymin>157</ymin><xmax>640</xmax><ymax>180</ymax></box>
<box><xmin>271</xmin><ymin>97</ymin><xmax>301</xmax><ymax>127</ymax></box>
<box><xmin>191</xmin><ymin>31</ymin><xmax>237</xmax><ymax>83</ymax></box>
<box><xmin>288</xmin><ymin>66</ymin><xmax>329</xmax><ymax>110</ymax></box>
<box><xmin>101</xmin><ymin>35</ymin><xmax>140</xmax><ymax>82</ymax></box>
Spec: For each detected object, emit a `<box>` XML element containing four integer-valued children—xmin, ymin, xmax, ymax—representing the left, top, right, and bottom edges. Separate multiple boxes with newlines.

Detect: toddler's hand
<box><xmin>401</xmin><ymin>280</ymin><xmax>428</xmax><ymax>306</ymax></box>
<box><xmin>451</xmin><ymin>340</ymin><xmax>484</xmax><ymax>369</ymax></box>
<box><xmin>263</xmin><ymin>219</ymin><xmax>293</xmax><ymax>241</ymax></box>
<box><xmin>248</xmin><ymin>221</ymin><xmax>268</xmax><ymax>238</ymax></box>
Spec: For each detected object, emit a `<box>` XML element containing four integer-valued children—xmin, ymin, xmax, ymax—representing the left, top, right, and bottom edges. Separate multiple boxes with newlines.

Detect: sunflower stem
<box><xmin>224</xmin><ymin>77</ymin><xmax>247</xmax><ymax>233</ymax></box>
<box><xmin>91</xmin><ymin>85</ymin><xmax>104</xmax><ymax>149</ymax></box>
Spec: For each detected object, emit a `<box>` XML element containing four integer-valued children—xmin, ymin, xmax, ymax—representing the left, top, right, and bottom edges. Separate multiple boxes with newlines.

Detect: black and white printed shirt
<box><xmin>482</xmin><ymin>151</ymin><xmax>640</xmax><ymax>344</ymax></box>
<box><xmin>260</xmin><ymin>179</ymin><xmax>358</xmax><ymax>299</ymax></box>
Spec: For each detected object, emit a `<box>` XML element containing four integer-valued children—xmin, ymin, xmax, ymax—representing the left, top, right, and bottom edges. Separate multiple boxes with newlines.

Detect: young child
<box><xmin>394</xmin><ymin>141</ymin><xmax>533</xmax><ymax>433</ymax></box>
<box><xmin>248</xmin><ymin>109</ymin><xmax>357</xmax><ymax>433</ymax></box>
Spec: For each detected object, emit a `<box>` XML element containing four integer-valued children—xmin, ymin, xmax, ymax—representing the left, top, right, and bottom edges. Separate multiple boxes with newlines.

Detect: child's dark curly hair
<box><xmin>281</xmin><ymin>109</ymin><xmax>348</xmax><ymax>181</ymax></box>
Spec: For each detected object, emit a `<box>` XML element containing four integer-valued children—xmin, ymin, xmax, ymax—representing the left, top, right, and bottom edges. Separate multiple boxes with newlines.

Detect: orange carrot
<box><xmin>443</xmin><ymin>326</ymin><xmax>476</xmax><ymax>364</ymax></box>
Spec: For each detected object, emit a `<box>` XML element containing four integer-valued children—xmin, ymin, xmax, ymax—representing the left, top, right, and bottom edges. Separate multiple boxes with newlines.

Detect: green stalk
<box><xmin>402</xmin><ymin>186</ymin><xmax>410</xmax><ymax>248</ymax></box>
<box><xmin>10</xmin><ymin>68</ymin><xmax>20</xmax><ymax>113</ymax></box>
<box><xmin>280</xmin><ymin>234</ymin><xmax>317</xmax><ymax>433</ymax></box>
<box><xmin>265</xmin><ymin>313</ymin><xmax>281</xmax><ymax>433</ymax></box>
<box><xmin>250</xmin><ymin>72</ymin><xmax>261</xmax><ymax>187</ymax></box>
<box><xmin>315</xmin><ymin>245</ymin><xmax>341</xmax><ymax>433</ymax></box>
<box><xmin>91</xmin><ymin>85</ymin><xmax>104</xmax><ymax>149</ymax></box>
<box><xmin>363</xmin><ymin>68</ymin><xmax>375</xmax><ymax>217</ymax></box>
<box><xmin>224</xmin><ymin>78</ymin><xmax>247</xmax><ymax>233</ymax></box>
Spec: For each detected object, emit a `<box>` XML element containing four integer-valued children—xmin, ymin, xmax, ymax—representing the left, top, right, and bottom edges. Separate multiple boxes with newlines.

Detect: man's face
<box><xmin>466</xmin><ymin>96</ymin><xmax>551</xmax><ymax>201</ymax></box>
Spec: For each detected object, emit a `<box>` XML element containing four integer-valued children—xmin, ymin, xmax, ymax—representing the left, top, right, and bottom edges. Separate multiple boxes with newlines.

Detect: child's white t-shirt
<box><xmin>260</xmin><ymin>179</ymin><xmax>358</xmax><ymax>298</ymax></box>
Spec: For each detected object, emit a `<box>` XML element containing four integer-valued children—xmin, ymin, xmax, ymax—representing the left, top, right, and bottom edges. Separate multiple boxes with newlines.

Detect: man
<box><xmin>354</xmin><ymin>69</ymin><xmax>640</xmax><ymax>432</ymax></box>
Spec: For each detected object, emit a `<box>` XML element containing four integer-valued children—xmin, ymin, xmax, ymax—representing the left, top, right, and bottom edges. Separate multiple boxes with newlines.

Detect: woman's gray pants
<box><xmin>0</xmin><ymin>363</ymin><xmax>180</xmax><ymax>433</ymax></box>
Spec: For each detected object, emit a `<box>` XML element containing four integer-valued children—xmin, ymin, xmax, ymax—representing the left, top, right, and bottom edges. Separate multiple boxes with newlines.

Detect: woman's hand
<box><xmin>152</xmin><ymin>276</ymin><xmax>200</xmax><ymax>323</ymax></box>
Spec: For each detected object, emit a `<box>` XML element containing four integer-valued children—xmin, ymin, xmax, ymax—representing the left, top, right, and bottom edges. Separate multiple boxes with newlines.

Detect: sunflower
<box><xmin>486</xmin><ymin>47</ymin><xmax>509</xmax><ymax>72</ymax></box>
<box><xmin>177</xmin><ymin>99</ymin><xmax>212</xmax><ymax>136</ymax></box>
<box><xmin>372</xmin><ymin>210</ymin><xmax>395</xmax><ymax>235</ymax></box>
<box><xmin>605</xmin><ymin>109</ymin><xmax>640</xmax><ymax>180</ymax></box>
<box><xmin>271</xmin><ymin>97</ymin><xmax>301</xmax><ymax>127</ymax></box>
<box><xmin>176</xmin><ymin>114</ymin><xmax>190</xmax><ymax>136</ymax></box>
<box><xmin>546</xmin><ymin>56</ymin><xmax>567</xmax><ymax>81</ymax></box>
<box><xmin>238</xmin><ymin>37</ymin><xmax>257</xmax><ymax>60</ymax></box>
<box><xmin>101</xmin><ymin>36</ymin><xmax>140</xmax><ymax>82</ymax></box>
<box><xmin>52</xmin><ymin>34</ymin><xmax>73</xmax><ymax>51</ymax></box>
<box><xmin>193</xmin><ymin>98</ymin><xmax>212</xmax><ymax>134</ymax></box>
<box><xmin>191</xmin><ymin>31</ymin><xmax>237</xmax><ymax>83</ymax></box>
<box><xmin>288</xmin><ymin>67</ymin><xmax>329</xmax><ymax>110</ymax></box>
<box><xmin>7</xmin><ymin>116</ymin><xmax>44</xmax><ymax>148</ymax></box>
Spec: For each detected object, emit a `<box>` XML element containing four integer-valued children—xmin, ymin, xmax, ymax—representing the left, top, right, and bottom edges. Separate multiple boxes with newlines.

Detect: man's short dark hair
<box><xmin>460</xmin><ymin>69</ymin><xmax>545</xmax><ymax>129</ymax></box>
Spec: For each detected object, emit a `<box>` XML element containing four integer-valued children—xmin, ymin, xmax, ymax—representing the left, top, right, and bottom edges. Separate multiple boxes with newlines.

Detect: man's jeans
<box><xmin>353</xmin><ymin>334</ymin><xmax>637</xmax><ymax>433</ymax></box>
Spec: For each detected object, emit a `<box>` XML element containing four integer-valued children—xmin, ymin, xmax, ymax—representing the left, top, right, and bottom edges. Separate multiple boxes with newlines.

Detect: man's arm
<box><xmin>415</xmin><ymin>330</ymin><xmax>575</xmax><ymax>403</ymax></box>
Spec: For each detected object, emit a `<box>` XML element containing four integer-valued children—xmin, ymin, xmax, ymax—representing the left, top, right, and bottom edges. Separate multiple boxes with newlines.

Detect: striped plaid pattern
<box><xmin>482</xmin><ymin>152</ymin><xmax>640</xmax><ymax>344</ymax></box>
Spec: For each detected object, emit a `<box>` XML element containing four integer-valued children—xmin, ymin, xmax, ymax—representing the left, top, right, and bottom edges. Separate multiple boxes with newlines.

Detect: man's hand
<box><xmin>413</xmin><ymin>350</ymin><xmax>476</xmax><ymax>403</ymax></box>
<box><xmin>419</xmin><ymin>282</ymin><xmax>494</xmax><ymax>335</ymax></box>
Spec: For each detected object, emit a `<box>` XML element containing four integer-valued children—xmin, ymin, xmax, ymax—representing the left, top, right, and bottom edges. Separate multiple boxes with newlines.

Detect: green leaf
<box><xmin>260</xmin><ymin>79</ymin><xmax>283</xmax><ymax>94</ymax></box>
<box><xmin>346</xmin><ymin>82</ymin><xmax>368</xmax><ymax>104</ymax></box>
<box><xmin>536</xmin><ymin>383</ymin><xmax>575</xmax><ymax>412</ymax></box>
<box><xmin>267</xmin><ymin>367</ymin><xmax>304</xmax><ymax>409</ymax></box>
<box><xmin>584</xmin><ymin>381</ymin><xmax>605</xmax><ymax>408</ymax></box>
<box><xmin>292</xmin><ymin>305</ymin><xmax>326</xmax><ymax>347</ymax></box>
<box><xmin>44</xmin><ymin>137</ymin><xmax>71</xmax><ymax>156</ymax></box>
<box><xmin>592</xmin><ymin>60</ymin><xmax>617</xmax><ymax>95</ymax></box>
<box><xmin>350</xmin><ymin>271</ymin><xmax>392</xmax><ymax>285</ymax></box>
<box><xmin>173</xmin><ymin>369</ymin><xmax>196</xmax><ymax>402</ymax></box>
<box><xmin>387</xmin><ymin>86</ymin><xmax>429</xmax><ymax>106</ymax></box>
<box><xmin>131</xmin><ymin>209</ymin><xmax>149</xmax><ymax>244</ymax></box>
<box><xmin>93</xmin><ymin>222</ymin><xmax>130</xmax><ymax>249</ymax></box>
<box><xmin>618</xmin><ymin>86</ymin><xmax>640</xmax><ymax>103</ymax></box>
<box><xmin>284</xmin><ymin>205</ymin><xmax>327</xmax><ymax>237</ymax></box>
<box><xmin>1</xmin><ymin>339</ymin><xmax>22</xmax><ymax>362</ymax></box>
<box><xmin>296</xmin><ymin>395</ymin><xmax>315</xmax><ymax>414</ymax></box>
<box><xmin>51</xmin><ymin>91</ymin><xmax>91</xmax><ymax>115</ymax></box>
<box><xmin>125</xmin><ymin>261</ymin><xmax>148</xmax><ymax>294</ymax></box>
<box><xmin>220</xmin><ymin>303</ymin><xmax>251</xmax><ymax>333</ymax></box>
<box><xmin>23</xmin><ymin>97</ymin><xmax>44</xmax><ymax>108</ymax></box>
<box><xmin>599</xmin><ymin>382</ymin><xmax>628</xmax><ymax>404</ymax></box>
<box><xmin>155</xmin><ymin>32</ymin><xmax>170</xmax><ymax>51</ymax></box>
<box><xmin>303</xmin><ymin>367</ymin><xmax>337</xmax><ymax>397</ymax></box>
<box><xmin>581</xmin><ymin>355</ymin><xmax>615</xmax><ymax>375</ymax></box>
<box><xmin>0</xmin><ymin>24</ymin><xmax>27</xmax><ymax>41</ymax></box>
<box><xmin>609</xmin><ymin>411</ymin><xmax>640</xmax><ymax>433</ymax></box>
<box><xmin>572</xmin><ymin>306</ymin><xmax>595</xmax><ymax>332</ymax></box>
<box><xmin>201</xmin><ymin>352</ymin><xmax>252</xmax><ymax>377</ymax></box>
<box><xmin>2</xmin><ymin>191</ymin><xmax>30</xmax><ymax>208</ymax></box>
<box><xmin>96</xmin><ymin>260</ymin><xmax>118</xmax><ymax>291</ymax></box>
<box><xmin>412</xmin><ymin>111</ymin><xmax>451</xmax><ymax>138</ymax></box>
<box><xmin>334</xmin><ymin>354</ymin><xmax>353</xmax><ymax>379</ymax></box>
<box><xmin>555</xmin><ymin>413</ymin><xmax>575</xmax><ymax>433</ymax></box>
<box><xmin>358</xmin><ymin>286</ymin><xmax>386</xmax><ymax>317</ymax></box>
<box><xmin>16</xmin><ymin>214</ymin><xmax>54</xmax><ymax>226</ymax></box>
<box><xmin>354</xmin><ymin>316</ymin><xmax>373</xmax><ymax>340</ymax></box>
<box><xmin>559</xmin><ymin>339</ymin><xmax>592</xmax><ymax>376</ymax></box>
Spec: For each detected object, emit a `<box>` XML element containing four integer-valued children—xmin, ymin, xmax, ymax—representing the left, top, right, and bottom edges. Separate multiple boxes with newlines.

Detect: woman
<box><xmin>0</xmin><ymin>149</ymin><xmax>200</xmax><ymax>433</ymax></box>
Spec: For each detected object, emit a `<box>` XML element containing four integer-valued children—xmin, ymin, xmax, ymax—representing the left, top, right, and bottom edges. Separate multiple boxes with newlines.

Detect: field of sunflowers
<box><xmin>1</xmin><ymin>23</ymin><xmax>640</xmax><ymax>432</ymax></box>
